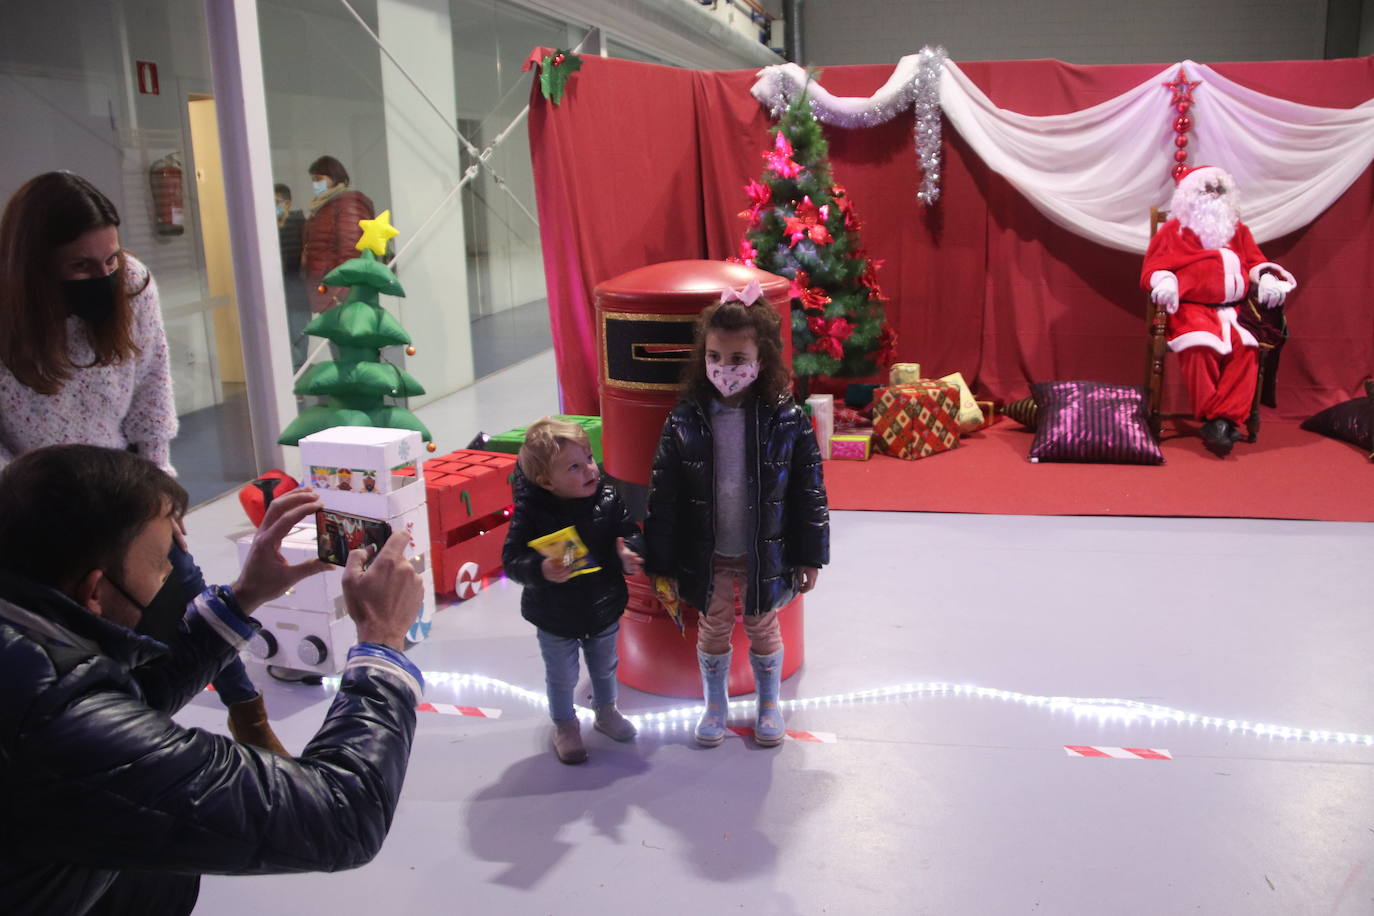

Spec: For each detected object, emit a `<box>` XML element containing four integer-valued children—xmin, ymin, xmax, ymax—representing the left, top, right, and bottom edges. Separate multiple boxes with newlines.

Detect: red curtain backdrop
<box><xmin>528</xmin><ymin>50</ymin><xmax>1374</xmax><ymax>420</ymax></box>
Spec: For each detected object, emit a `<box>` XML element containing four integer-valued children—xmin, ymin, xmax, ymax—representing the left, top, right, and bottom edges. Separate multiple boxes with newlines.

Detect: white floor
<box><xmin>180</xmin><ymin>350</ymin><xmax>1374</xmax><ymax>915</ymax></box>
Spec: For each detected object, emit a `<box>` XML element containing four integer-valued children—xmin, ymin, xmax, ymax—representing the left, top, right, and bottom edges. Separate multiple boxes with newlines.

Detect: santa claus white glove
<box><xmin>1150</xmin><ymin>274</ymin><xmax>1179</xmax><ymax>314</ymax></box>
<box><xmin>1257</xmin><ymin>273</ymin><xmax>1287</xmax><ymax>308</ymax></box>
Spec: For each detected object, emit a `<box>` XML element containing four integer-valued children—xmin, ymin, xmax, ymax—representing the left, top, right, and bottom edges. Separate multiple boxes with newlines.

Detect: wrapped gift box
<box><xmin>939</xmin><ymin>371</ymin><xmax>985</xmax><ymax>433</ymax></box>
<box><xmin>873</xmin><ymin>381</ymin><xmax>961</xmax><ymax>460</ymax></box>
<box><xmin>805</xmin><ymin>394</ymin><xmax>834</xmax><ymax>458</ymax></box>
<box><xmin>975</xmin><ymin>399</ymin><xmax>999</xmax><ymax>431</ymax></box>
<box><xmin>888</xmin><ymin>362</ymin><xmax>923</xmax><ymax>386</ymax></box>
<box><xmin>830</xmin><ymin>432</ymin><xmax>873</xmax><ymax>460</ymax></box>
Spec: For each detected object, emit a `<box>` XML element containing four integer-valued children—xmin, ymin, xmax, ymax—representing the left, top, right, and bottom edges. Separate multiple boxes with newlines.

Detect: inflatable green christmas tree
<box><xmin>278</xmin><ymin>210</ymin><xmax>432</xmax><ymax>445</ymax></box>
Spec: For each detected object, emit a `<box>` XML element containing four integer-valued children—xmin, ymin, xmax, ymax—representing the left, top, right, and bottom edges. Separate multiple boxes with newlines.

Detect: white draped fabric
<box><xmin>754</xmin><ymin>57</ymin><xmax>1374</xmax><ymax>253</ymax></box>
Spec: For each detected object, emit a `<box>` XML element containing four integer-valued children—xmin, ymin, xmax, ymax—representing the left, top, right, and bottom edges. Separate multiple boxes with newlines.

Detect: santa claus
<box><xmin>1140</xmin><ymin>165</ymin><xmax>1296</xmax><ymax>456</ymax></box>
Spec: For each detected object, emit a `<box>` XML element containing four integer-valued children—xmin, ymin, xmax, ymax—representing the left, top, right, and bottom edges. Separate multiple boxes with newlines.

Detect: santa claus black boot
<box><xmin>1200</xmin><ymin>418</ymin><xmax>1235</xmax><ymax>457</ymax></box>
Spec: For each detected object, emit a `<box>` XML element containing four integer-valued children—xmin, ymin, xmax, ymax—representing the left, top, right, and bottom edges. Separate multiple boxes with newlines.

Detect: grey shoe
<box><xmin>553</xmin><ymin>718</ymin><xmax>587</xmax><ymax>764</ymax></box>
<box><xmin>594</xmin><ymin>705</ymin><xmax>638</xmax><ymax>741</ymax></box>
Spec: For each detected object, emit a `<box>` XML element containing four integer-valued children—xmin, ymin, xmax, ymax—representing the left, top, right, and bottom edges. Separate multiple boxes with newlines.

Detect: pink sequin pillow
<box><xmin>1027</xmin><ymin>381</ymin><xmax>1163</xmax><ymax>465</ymax></box>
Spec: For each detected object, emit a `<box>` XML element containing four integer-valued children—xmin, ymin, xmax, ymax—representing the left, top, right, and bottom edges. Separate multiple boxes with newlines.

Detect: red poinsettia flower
<box><xmin>860</xmin><ymin>258</ymin><xmax>887</xmax><ymax>301</ymax></box>
<box><xmin>728</xmin><ymin>236</ymin><xmax>758</xmax><ymax>267</ymax></box>
<box><xmin>784</xmin><ymin>196</ymin><xmax>833</xmax><ymax>247</ymax></box>
<box><xmin>807</xmin><ymin>315</ymin><xmax>853</xmax><ymax>360</ymax></box>
<box><xmin>786</xmin><ymin>270</ymin><xmax>832</xmax><ymax>313</ymax></box>
<box><xmin>876</xmin><ymin>325</ymin><xmax>898</xmax><ymax>366</ymax></box>
<box><xmin>763</xmin><ymin>132</ymin><xmax>802</xmax><ymax>179</ymax></box>
<box><xmin>738</xmin><ymin>178</ymin><xmax>773</xmax><ymax>225</ymax></box>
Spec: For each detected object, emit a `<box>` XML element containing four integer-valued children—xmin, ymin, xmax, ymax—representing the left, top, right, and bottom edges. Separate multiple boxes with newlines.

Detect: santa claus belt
<box><xmin>1180</xmin><ymin>299</ymin><xmax>1245</xmax><ymax>308</ymax></box>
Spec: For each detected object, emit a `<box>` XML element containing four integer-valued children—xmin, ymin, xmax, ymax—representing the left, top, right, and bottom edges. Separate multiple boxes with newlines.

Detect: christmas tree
<box><xmin>734</xmin><ymin>87</ymin><xmax>896</xmax><ymax>388</ymax></box>
<box><xmin>278</xmin><ymin>210</ymin><xmax>433</xmax><ymax>446</ymax></box>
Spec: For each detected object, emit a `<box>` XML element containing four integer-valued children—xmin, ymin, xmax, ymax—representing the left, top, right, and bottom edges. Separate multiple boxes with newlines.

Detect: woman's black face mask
<box><xmin>61</xmin><ymin>269</ymin><xmax>122</xmax><ymax>324</ymax></box>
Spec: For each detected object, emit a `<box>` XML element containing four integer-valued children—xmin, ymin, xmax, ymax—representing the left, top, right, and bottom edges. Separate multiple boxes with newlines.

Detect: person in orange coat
<box><xmin>1140</xmin><ymin>165</ymin><xmax>1296</xmax><ymax>456</ymax></box>
<box><xmin>301</xmin><ymin>155</ymin><xmax>375</xmax><ymax>313</ymax></box>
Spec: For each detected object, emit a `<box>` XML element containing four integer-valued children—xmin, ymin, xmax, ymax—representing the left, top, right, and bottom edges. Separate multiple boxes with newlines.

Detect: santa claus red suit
<box><xmin>1140</xmin><ymin>165</ymin><xmax>1296</xmax><ymax>456</ymax></box>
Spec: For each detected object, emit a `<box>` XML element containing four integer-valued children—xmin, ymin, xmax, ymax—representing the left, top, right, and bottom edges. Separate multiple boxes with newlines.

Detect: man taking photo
<box><xmin>0</xmin><ymin>444</ymin><xmax>425</xmax><ymax>914</ymax></box>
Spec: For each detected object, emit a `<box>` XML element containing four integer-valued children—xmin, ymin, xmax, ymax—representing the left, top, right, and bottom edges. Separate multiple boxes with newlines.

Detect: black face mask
<box><xmin>61</xmin><ymin>269</ymin><xmax>122</xmax><ymax>324</ymax></box>
<box><xmin>120</xmin><ymin>572</ymin><xmax>184</xmax><ymax>644</ymax></box>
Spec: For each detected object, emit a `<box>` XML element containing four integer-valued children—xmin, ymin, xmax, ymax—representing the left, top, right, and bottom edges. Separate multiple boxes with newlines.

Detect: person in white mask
<box><xmin>643</xmin><ymin>280</ymin><xmax>829</xmax><ymax>750</ymax></box>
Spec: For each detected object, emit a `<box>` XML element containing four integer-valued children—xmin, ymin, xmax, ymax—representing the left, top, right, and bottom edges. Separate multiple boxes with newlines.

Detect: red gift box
<box><xmin>872</xmin><ymin>381</ymin><xmax>961</xmax><ymax>460</ymax></box>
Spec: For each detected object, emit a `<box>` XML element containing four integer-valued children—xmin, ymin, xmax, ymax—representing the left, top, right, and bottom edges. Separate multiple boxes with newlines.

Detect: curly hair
<box><xmin>681</xmin><ymin>300</ymin><xmax>792</xmax><ymax>405</ymax></box>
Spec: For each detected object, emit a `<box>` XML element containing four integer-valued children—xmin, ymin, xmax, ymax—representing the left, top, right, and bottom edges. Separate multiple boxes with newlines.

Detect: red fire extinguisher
<box><xmin>149</xmin><ymin>154</ymin><xmax>185</xmax><ymax>237</ymax></box>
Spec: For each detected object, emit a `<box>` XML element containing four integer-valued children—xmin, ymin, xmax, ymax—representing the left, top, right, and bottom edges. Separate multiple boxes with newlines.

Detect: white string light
<box><xmin>313</xmin><ymin>671</ymin><xmax>1374</xmax><ymax>748</ymax></box>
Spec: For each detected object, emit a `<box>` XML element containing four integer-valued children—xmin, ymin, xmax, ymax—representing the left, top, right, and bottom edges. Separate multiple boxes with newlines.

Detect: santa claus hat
<box><xmin>1174</xmin><ymin>164</ymin><xmax>1229</xmax><ymax>190</ymax></box>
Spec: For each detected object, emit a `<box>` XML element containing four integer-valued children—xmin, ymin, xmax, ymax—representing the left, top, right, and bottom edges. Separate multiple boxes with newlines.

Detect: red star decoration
<box><xmin>1162</xmin><ymin>69</ymin><xmax>1201</xmax><ymax>106</ymax></box>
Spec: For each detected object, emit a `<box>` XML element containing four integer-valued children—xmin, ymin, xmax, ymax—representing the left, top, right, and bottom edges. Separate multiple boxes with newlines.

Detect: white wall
<box><xmin>0</xmin><ymin>0</ymin><xmax>226</xmax><ymax>414</ymax></box>
<box><xmin>800</xmin><ymin>0</ymin><xmax>1330</xmax><ymax>66</ymax></box>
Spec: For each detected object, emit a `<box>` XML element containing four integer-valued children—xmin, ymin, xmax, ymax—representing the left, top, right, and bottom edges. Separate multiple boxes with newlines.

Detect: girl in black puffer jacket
<box><xmin>644</xmin><ymin>286</ymin><xmax>829</xmax><ymax>749</ymax></box>
<box><xmin>503</xmin><ymin>418</ymin><xmax>645</xmax><ymax>764</ymax></box>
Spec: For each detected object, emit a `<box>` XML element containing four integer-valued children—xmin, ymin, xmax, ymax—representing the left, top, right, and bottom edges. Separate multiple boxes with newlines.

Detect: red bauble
<box><xmin>553</xmin><ymin>53</ymin><xmax>565</xmax><ymax>66</ymax></box>
<box><xmin>1174</xmin><ymin>134</ymin><xmax>1189</xmax><ymax>148</ymax></box>
<box><xmin>316</xmin><ymin>283</ymin><xmax>328</xmax><ymax>294</ymax></box>
<box><xmin>1174</xmin><ymin>149</ymin><xmax>1189</xmax><ymax>163</ymax></box>
<box><xmin>1174</xmin><ymin>116</ymin><xmax>1192</xmax><ymax>133</ymax></box>
<box><xmin>1173</xmin><ymin>163</ymin><xmax>1189</xmax><ymax>180</ymax></box>
<box><xmin>1176</xmin><ymin>101</ymin><xmax>1191</xmax><ymax>115</ymax></box>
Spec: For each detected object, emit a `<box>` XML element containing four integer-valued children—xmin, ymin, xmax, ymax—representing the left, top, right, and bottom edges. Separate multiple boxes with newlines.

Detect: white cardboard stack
<box><xmin>237</xmin><ymin>426</ymin><xmax>436</xmax><ymax>676</ymax></box>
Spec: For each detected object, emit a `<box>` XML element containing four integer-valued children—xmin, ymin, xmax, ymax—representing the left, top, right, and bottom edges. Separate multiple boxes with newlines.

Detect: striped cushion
<box><xmin>1027</xmin><ymin>382</ymin><xmax>1163</xmax><ymax>465</ymax></box>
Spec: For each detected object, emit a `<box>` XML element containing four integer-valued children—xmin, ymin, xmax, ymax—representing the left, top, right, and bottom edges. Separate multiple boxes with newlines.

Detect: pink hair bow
<box><xmin>720</xmin><ymin>279</ymin><xmax>765</xmax><ymax>307</ymax></box>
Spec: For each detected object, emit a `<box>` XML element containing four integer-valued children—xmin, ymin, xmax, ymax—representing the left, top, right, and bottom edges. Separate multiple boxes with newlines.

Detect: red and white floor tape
<box><xmin>1064</xmin><ymin>745</ymin><xmax>1171</xmax><ymax>760</ymax></box>
<box><xmin>416</xmin><ymin>702</ymin><xmax>503</xmax><ymax>719</ymax></box>
<box><xmin>728</xmin><ymin>725</ymin><xmax>837</xmax><ymax>744</ymax></box>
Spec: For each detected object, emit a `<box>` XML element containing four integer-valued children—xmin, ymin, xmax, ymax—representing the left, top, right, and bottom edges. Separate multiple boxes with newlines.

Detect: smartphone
<box><xmin>316</xmin><ymin>508</ymin><xmax>392</xmax><ymax>567</ymax></box>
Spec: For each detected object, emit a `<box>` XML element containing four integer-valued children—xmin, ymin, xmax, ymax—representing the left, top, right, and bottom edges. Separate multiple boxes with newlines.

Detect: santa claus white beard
<box><xmin>1176</xmin><ymin>195</ymin><xmax>1239</xmax><ymax>250</ymax></box>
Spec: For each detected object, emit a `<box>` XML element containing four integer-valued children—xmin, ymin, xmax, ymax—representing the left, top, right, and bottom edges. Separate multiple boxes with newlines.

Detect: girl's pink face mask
<box><xmin>705</xmin><ymin>360</ymin><xmax>759</xmax><ymax>397</ymax></box>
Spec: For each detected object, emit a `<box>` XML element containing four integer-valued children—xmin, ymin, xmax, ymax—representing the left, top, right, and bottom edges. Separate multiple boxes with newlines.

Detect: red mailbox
<box><xmin>594</xmin><ymin>260</ymin><xmax>802</xmax><ymax>697</ymax></box>
<box><xmin>595</xmin><ymin>260</ymin><xmax>791</xmax><ymax>486</ymax></box>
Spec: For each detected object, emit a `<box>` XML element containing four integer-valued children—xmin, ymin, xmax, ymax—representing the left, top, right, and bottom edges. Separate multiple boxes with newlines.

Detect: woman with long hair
<box><xmin>0</xmin><ymin>171</ymin><xmax>287</xmax><ymax>755</ymax></box>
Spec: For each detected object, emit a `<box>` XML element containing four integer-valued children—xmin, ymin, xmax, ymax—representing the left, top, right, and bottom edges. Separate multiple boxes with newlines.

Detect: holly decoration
<box><xmin>278</xmin><ymin>214</ymin><xmax>431</xmax><ymax>446</ymax></box>
<box><xmin>732</xmin><ymin>85</ymin><xmax>894</xmax><ymax>384</ymax></box>
<box><xmin>539</xmin><ymin>49</ymin><xmax>582</xmax><ymax>105</ymax></box>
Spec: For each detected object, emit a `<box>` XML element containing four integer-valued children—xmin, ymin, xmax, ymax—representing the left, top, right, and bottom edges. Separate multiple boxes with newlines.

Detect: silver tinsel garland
<box><xmin>751</xmin><ymin>46</ymin><xmax>948</xmax><ymax>206</ymax></box>
<box><xmin>912</xmin><ymin>46</ymin><xmax>946</xmax><ymax>206</ymax></box>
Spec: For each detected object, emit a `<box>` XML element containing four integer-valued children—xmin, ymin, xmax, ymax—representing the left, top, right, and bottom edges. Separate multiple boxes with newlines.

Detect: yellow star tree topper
<box><xmin>355</xmin><ymin>209</ymin><xmax>400</xmax><ymax>256</ymax></box>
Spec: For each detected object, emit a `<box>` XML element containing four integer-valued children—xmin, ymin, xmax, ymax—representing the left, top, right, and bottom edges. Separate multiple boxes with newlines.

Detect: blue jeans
<box><xmin>166</xmin><ymin>543</ymin><xmax>259</xmax><ymax>707</ymax></box>
<box><xmin>535</xmin><ymin>622</ymin><xmax>620</xmax><ymax>722</ymax></box>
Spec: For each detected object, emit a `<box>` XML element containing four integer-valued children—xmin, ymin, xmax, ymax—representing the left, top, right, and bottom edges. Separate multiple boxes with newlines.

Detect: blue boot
<box><xmin>750</xmin><ymin>649</ymin><xmax>785</xmax><ymax>747</ymax></box>
<box><xmin>695</xmin><ymin>649</ymin><xmax>731</xmax><ymax>747</ymax></box>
